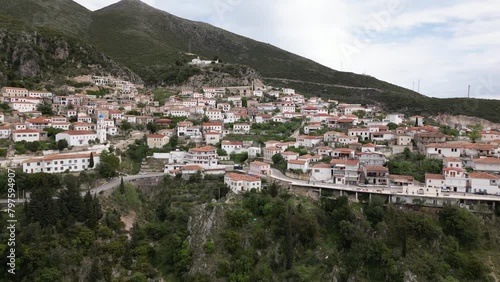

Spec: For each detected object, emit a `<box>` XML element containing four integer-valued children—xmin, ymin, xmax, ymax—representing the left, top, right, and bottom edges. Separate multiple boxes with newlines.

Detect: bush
<box><xmin>203</xmin><ymin>241</ymin><xmax>215</xmax><ymax>254</ymax></box>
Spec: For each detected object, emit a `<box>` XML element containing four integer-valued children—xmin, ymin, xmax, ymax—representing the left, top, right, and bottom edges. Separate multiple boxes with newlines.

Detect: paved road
<box><xmin>268</xmin><ymin>168</ymin><xmax>500</xmax><ymax>202</ymax></box>
<box><xmin>0</xmin><ymin>173</ymin><xmax>165</xmax><ymax>204</ymax></box>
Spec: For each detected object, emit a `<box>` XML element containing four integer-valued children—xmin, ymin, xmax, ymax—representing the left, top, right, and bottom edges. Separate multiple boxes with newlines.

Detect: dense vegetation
<box><xmin>387</xmin><ymin>148</ymin><xmax>444</xmax><ymax>182</ymax></box>
<box><xmin>2</xmin><ymin>172</ymin><xmax>500</xmax><ymax>281</ymax></box>
<box><xmin>0</xmin><ymin>16</ymin><xmax>140</xmax><ymax>89</ymax></box>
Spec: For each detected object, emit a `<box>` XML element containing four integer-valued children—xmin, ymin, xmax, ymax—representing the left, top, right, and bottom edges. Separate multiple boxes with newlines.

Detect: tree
<box><xmin>89</xmin><ymin>152</ymin><xmax>95</xmax><ymax>168</ymax></box>
<box><xmin>119</xmin><ymin>177</ymin><xmax>125</xmax><ymax>194</ymax></box>
<box><xmin>241</xmin><ymin>96</ymin><xmax>248</xmax><ymax>108</ymax></box>
<box><xmin>100</xmin><ymin>151</ymin><xmax>120</xmax><ymax>171</ymax></box>
<box><xmin>387</xmin><ymin>122</ymin><xmax>398</xmax><ymax>130</ymax></box>
<box><xmin>272</xmin><ymin>153</ymin><xmax>287</xmax><ymax>173</ymax></box>
<box><xmin>37</xmin><ymin>103</ymin><xmax>53</xmax><ymax>115</ymax></box>
<box><xmin>146</xmin><ymin>122</ymin><xmax>158</xmax><ymax>133</ymax></box>
<box><xmin>57</xmin><ymin>139</ymin><xmax>68</xmax><ymax>151</ymax></box>
<box><xmin>468</xmin><ymin>123</ymin><xmax>483</xmax><ymax>143</ymax></box>
<box><xmin>98</xmin><ymin>162</ymin><xmax>117</xmax><ymax>179</ymax></box>
<box><xmin>121</xmin><ymin>120</ymin><xmax>133</xmax><ymax>131</ymax></box>
<box><xmin>25</xmin><ymin>141</ymin><xmax>41</xmax><ymax>152</ymax></box>
<box><xmin>353</xmin><ymin>110</ymin><xmax>366</xmax><ymax>119</ymax></box>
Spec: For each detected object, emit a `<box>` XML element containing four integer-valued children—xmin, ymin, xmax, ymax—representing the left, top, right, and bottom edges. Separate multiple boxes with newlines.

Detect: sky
<box><xmin>74</xmin><ymin>0</ymin><xmax>500</xmax><ymax>100</ymax></box>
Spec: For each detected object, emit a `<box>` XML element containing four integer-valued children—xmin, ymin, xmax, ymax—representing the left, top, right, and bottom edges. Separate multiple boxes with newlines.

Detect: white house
<box><xmin>287</xmin><ymin>159</ymin><xmax>309</xmax><ymax>172</ymax></box>
<box><xmin>1</xmin><ymin>87</ymin><xmax>28</xmax><ymax>97</ymax></box>
<box><xmin>10</xmin><ymin>102</ymin><xmax>37</xmax><ymax>112</ymax></box>
<box><xmin>203</xmin><ymin>122</ymin><xmax>223</xmax><ymax>133</ymax></box>
<box><xmin>472</xmin><ymin>157</ymin><xmax>500</xmax><ymax>172</ymax></box>
<box><xmin>185</xmin><ymin>146</ymin><xmax>219</xmax><ymax>168</ymax></box>
<box><xmin>0</xmin><ymin>126</ymin><xmax>11</xmax><ymax>139</ymax></box>
<box><xmin>281</xmin><ymin>151</ymin><xmax>299</xmax><ymax>161</ymax></box>
<box><xmin>12</xmin><ymin>129</ymin><xmax>42</xmax><ymax>142</ymax></box>
<box><xmin>348</xmin><ymin>128</ymin><xmax>371</xmax><ymax>141</ymax></box>
<box><xmin>56</xmin><ymin>130</ymin><xmax>98</xmax><ymax>147</ymax></box>
<box><xmin>425</xmin><ymin>173</ymin><xmax>446</xmax><ymax>189</ymax></box>
<box><xmin>221</xmin><ymin>141</ymin><xmax>243</xmax><ymax>155</ymax></box>
<box><xmin>263</xmin><ymin>147</ymin><xmax>283</xmax><ymax>163</ymax></box>
<box><xmin>311</xmin><ymin>164</ymin><xmax>332</xmax><ymax>182</ymax></box>
<box><xmin>282</xmin><ymin>88</ymin><xmax>295</xmax><ymax>95</ymax></box>
<box><xmin>177</xmin><ymin>121</ymin><xmax>193</xmax><ymax>137</ymax></box>
<box><xmin>480</xmin><ymin>131</ymin><xmax>500</xmax><ymax>142</ymax></box>
<box><xmin>386</xmin><ymin>113</ymin><xmax>405</xmax><ymax>125</ymax></box>
<box><xmin>250</xmin><ymin>161</ymin><xmax>271</xmax><ymax>175</ymax></box>
<box><xmin>233</xmin><ymin>124</ymin><xmax>251</xmax><ymax>134</ymax></box>
<box><xmin>23</xmin><ymin>152</ymin><xmax>100</xmax><ymax>174</ymax></box>
<box><xmin>468</xmin><ymin>172</ymin><xmax>500</xmax><ymax>194</ymax></box>
<box><xmin>205</xmin><ymin>132</ymin><xmax>221</xmax><ymax>145</ymax></box>
<box><xmin>426</xmin><ymin>143</ymin><xmax>463</xmax><ymax>159</ymax></box>
<box><xmin>147</xmin><ymin>134</ymin><xmax>169</xmax><ymax>149</ymax></box>
<box><xmin>296</xmin><ymin>135</ymin><xmax>323</xmax><ymax>148</ymax></box>
<box><xmin>206</xmin><ymin>109</ymin><xmax>223</xmax><ymax>121</ymax></box>
<box><xmin>224</xmin><ymin>173</ymin><xmax>261</xmax><ymax>194</ymax></box>
<box><xmin>443</xmin><ymin>167</ymin><xmax>467</xmax><ymax>193</ymax></box>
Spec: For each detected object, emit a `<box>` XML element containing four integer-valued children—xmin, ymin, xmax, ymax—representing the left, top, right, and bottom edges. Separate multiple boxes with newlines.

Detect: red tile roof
<box><xmin>225</xmin><ymin>173</ymin><xmax>260</xmax><ymax>182</ymax></box>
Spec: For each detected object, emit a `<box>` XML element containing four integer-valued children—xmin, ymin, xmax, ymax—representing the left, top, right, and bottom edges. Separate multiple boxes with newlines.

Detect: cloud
<box><xmin>73</xmin><ymin>0</ymin><xmax>500</xmax><ymax>99</ymax></box>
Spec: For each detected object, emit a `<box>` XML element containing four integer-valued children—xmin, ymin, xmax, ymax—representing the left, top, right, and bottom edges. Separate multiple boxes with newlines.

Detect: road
<box><xmin>0</xmin><ymin>173</ymin><xmax>165</xmax><ymax>204</ymax></box>
<box><xmin>268</xmin><ymin>168</ymin><xmax>500</xmax><ymax>202</ymax></box>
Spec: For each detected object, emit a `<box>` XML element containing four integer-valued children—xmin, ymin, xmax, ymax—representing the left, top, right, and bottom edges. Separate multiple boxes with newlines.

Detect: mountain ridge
<box><xmin>1</xmin><ymin>0</ymin><xmax>500</xmax><ymax>122</ymax></box>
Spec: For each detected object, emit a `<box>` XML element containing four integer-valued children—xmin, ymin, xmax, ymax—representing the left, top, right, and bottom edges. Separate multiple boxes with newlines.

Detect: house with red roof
<box><xmin>224</xmin><ymin>173</ymin><xmax>261</xmax><ymax>193</ymax></box>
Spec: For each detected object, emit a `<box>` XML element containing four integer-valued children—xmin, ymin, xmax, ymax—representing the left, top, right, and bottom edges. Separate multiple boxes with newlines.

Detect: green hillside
<box><xmin>0</xmin><ymin>0</ymin><xmax>91</xmax><ymax>38</ymax></box>
<box><xmin>2</xmin><ymin>173</ymin><xmax>500</xmax><ymax>281</ymax></box>
<box><xmin>0</xmin><ymin>17</ymin><xmax>141</xmax><ymax>89</ymax></box>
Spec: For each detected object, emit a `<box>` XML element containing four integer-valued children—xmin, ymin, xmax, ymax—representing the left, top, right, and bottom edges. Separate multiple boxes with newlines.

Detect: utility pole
<box><xmin>468</xmin><ymin>85</ymin><xmax>471</xmax><ymax>98</ymax></box>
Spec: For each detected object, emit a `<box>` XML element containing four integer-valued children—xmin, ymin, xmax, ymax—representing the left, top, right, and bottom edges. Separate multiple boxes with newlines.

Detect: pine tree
<box><xmin>119</xmin><ymin>177</ymin><xmax>125</xmax><ymax>194</ymax></box>
<box><xmin>89</xmin><ymin>152</ymin><xmax>94</xmax><ymax>168</ymax></box>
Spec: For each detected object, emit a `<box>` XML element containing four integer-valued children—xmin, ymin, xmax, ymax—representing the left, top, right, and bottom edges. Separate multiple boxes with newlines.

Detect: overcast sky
<box><xmin>74</xmin><ymin>0</ymin><xmax>500</xmax><ymax>100</ymax></box>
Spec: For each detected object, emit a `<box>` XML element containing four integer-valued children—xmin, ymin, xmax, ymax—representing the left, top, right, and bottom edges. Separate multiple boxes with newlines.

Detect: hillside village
<box><xmin>1</xmin><ymin>74</ymin><xmax>500</xmax><ymax>200</ymax></box>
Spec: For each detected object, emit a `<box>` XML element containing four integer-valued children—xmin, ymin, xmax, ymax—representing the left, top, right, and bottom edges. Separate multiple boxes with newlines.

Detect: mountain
<box><xmin>0</xmin><ymin>16</ymin><xmax>141</xmax><ymax>89</ymax></box>
<box><xmin>0</xmin><ymin>0</ymin><xmax>499</xmax><ymax>122</ymax></box>
<box><xmin>0</xmin><ymin>0</ymin><xmax>91</xmax><ymax>38</ymax></box>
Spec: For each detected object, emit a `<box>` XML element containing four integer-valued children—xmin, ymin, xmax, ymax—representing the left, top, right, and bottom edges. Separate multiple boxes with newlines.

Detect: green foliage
<box><xmin>153</xmin><ymin>88</ymin><xmax>174</xmax><ymax>105</ymax></box>
<box><xmin>120</xmin><ymin>120</ymin><xmax>133</xmax><ymax>131</ymax></box>
<box><xmin>98</xmin><ymin>151</ymin><xmax>120</xmax><ymax>178</ymax></box>
<box><xmin>111</xmin><ymin>183</ymin><xmax>143</xmax><ymax>212</ymax></box>
<box><xmin>230</xmin><ymin>152</ymin><xmax>248</xmax><ymax>164</ymax></box>
<box><xmin>88</xmin><ymin>152</ymin><xmax>94</xmax><ymax>168</ymax></box>
<box><xmin>37</xmin><ymin>103</ymin><xmax>53</xmax><ymax>115</ymax></box>
<box><xmin>468</xmin><ymin>123</ymin><xmax>483</xmax><ymax>143</ymax></box>
<box><xmin>44</xmin><ymin>127</ymin><xmax>65</xmax><ymax>140</ymax></box>
<box><xmin>203</xmin><ymin>241</ymin><xmax>216</xmax><ymax>254</ymax></box>
<box><xmin>440</xmin><ymin>125</ymin><xmax>459</xmax><ymax>137</ymax></box>
<box><xmin>439</xmin><ymin>205</ymin><xmax>483</xmax><ymax>248</ymax></box>
<box><xmin>57</xmin><ymin>139</ymin><xmax>68</xmax><ymax>151</ymax></box>
<box><xmin>387</xmin><ymin>122</ymin><xmax>398</xmax><ymax>130</ymax></box>
<box><xmin>387</xmin><ymin>148</ymin><xmax>443</xmax><ymax>182</ymax></box>
<box><xmin>272</xmin><ymin>153</ymin><xmax>287</xmax><ymax>173</ymax></box>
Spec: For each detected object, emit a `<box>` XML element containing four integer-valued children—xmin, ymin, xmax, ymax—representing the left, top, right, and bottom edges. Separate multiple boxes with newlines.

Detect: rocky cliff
<box><xmin>0</xmin><ymin>28</ymin><xmax>142</xmax><ymax>88</ymax></box>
